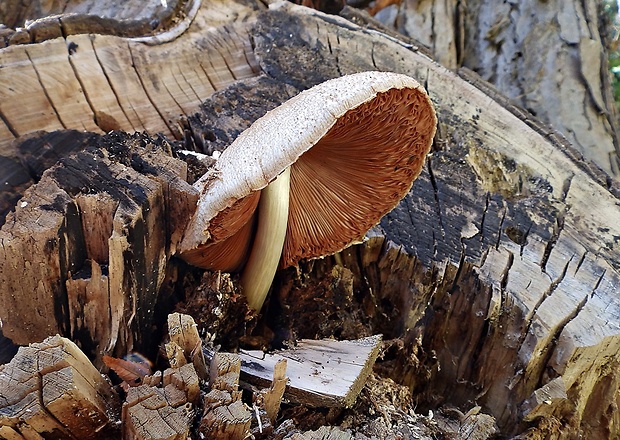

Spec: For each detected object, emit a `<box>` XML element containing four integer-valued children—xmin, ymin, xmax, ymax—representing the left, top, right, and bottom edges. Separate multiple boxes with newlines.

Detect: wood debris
<box><xmin>122</xmin><ymin>363</ymin><xmax>199</xmax><ymax>440</ymax></box>
<box><xmin>250</xmin><ymin>359</ymin><xmax>289</xmax><ymax>438</ymax></box>
<box><xmin>289</xmin><ymin>426</ymin><xmax>353</xmax><ymax>440</ymax></box>
<box><xmin>239</xmin><ymin>335</ymin><xmax>382</xmax><ymax>408</ymax></box>
<box><xmin>0</xmin><ymin>335</ymin><xmax>119</xmax><ymax>439</ymax></box>
<box><xmin>167</xmin><ymin>312</ymin><xmax>208</xmax><ymax>380</ymax></box>
<box><xmin>120</xmin><ymin>313</ymin><xmax>207</xmax><ymax>440</ymax></box>
<box><xmin>201</xmin><ymin>352</ymin><xmax>252</xmax><ymax>440</ymax></box>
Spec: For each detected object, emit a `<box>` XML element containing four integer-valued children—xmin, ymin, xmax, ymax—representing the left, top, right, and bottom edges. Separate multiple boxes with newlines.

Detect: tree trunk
<box><xmin>1</xmin><ymin>1</ymin><xmax>620</xmax><ymax>438</ymax></box>
<box><xmin>381</xmin><ymin>0</ymin><xmax>620</xmax><ymax>177</ymax></box>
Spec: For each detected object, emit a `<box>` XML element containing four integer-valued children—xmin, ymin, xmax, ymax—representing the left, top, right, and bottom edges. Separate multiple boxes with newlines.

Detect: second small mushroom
<box><xmin>179</xmin><ymin>71</ymin><xmax>437</xmax><ymax>311</ymax></box>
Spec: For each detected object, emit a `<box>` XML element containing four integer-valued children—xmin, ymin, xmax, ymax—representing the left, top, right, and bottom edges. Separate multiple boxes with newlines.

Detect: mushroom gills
<box><xmin>240</xmin><ymin>166</ymin><xmax>291</xmax><ymax>311</ymax></box>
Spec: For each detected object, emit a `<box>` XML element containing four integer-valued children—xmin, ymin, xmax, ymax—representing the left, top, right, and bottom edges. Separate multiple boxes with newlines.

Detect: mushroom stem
<box><xmin>240</xmin><ymin>166</ymin><xmax>291</xmax><ymax>311</ymax></box>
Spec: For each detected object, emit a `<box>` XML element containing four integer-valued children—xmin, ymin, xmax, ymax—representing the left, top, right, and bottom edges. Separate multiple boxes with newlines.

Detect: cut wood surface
<box><xmin>0</xmin><ymin>335</ymin><xmax>119</xmax><ymax>439</ymax></box>
<box><xmin>121</xmin><ymin>313</ymin><xmax>202</xmax><ymax>440</ymax></box>
<box><xmin>0</xmin><ymin>0</ymin><xmax>260</xmax><ymax>154</ymax></box>
<box><xmin>240</xmin><ymin>335</ymin><xmax>382</xmax><ymax>408</ymax></box>
<box><xmin>122</xmin><ymin>369</ymin><xmax>197</xmax><ymax>440</ymax></box>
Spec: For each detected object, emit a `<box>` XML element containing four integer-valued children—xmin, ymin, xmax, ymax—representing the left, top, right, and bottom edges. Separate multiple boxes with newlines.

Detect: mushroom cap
<box><xmin>179</xmin><ymin>71</ymin><xmax>437</xmax><ymax>270</ymax></box>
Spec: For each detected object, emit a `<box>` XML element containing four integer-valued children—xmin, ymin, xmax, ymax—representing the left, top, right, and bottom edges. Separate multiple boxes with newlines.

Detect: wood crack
<box><xmin>213</xmin><ymin>42</ymin><xmax>239</xmax><ymax>81</ymax></box>
<box><xmin>36</xmin><ymin>371</ymin><xmax>79</xmax><ymax>440</ymax></box>
<box><xmin>65</xmin><ymin>40</ymin><xmax>99</xmax><ymax>131</ymax></box>
<box><xmin>197</xmin><ymin>62</ymin><xmax>218</xmax><ymax>95</ymax></box>
<box><xmin>540</xmin><ymin>213</ymin><xmax>565</xmax><ymax>273</ymax></box>
<box><xmin>91</xmin><ymin>38</ymin><xmax>136</xmax><ymax>132</ymax></box>
<box><xmin>523</xmin><ymin>255</ymin><xmax>573</xmax><ymax>341</ymax></box>
<box><xmin>127</xmin><ymin>43</ymin><xmax>175</xmax><ymax>135</ymax></box>
<box><xmin>0</xmin><ymin>110</ymin><xmax>18</xmax><ymax>138</ymax></box>
<box><xmin>426</xmin><ymin>155</ymin><xmax>445</xmax><ymax>234</ymax></box>
<box><xmin>25</xmin><ymin>50</ymin><xmax>67</xmax><ymax>130</ymax></box>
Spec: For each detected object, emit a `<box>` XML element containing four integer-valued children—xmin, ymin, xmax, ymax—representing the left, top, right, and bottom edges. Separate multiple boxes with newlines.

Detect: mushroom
<box><xmin>179</xmin><ymin>71</ymin><xmax>437</xmax><ymax>311</ymax></box>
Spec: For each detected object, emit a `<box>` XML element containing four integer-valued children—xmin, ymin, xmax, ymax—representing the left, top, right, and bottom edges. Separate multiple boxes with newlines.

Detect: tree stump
<box><xmin>1</xmin><ymin>0</ymin><xmax>620</xmax><ymax>438</ymax></box>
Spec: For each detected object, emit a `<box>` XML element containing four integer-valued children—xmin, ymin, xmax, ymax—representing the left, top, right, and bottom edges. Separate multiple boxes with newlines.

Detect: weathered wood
<box><xmin>0</xmin><ymin>0</ymin><xmax>260</xmax><ymax>151</ymax></box>
<box><xmin>0</xmin><ymin>0</ymin><xmax>189</xmax><ymax>35</ymax></box>
<box><xmin>0</xmin><ymin>132</ymin><xmax>198</xmax><ymax>361</ymax></box>
<box><xmin>249</xmin><ymin>358</ymin><xmax>288</xmax><ymax>438</ymax></box>
<box><xmin>122</xmin><ymin>378</ymin><xmax>196</xmax><ymax>440</ymax></box>
<box><xmin>167</xmin><ymin>312</ymin><xmax>208</xmax><ymax>380</ymax></box>
<box><xmin>289</xmin><ymin>426</ymin><xmax>353</xmax><ymax>440</ymax></box>
<box><xmin>207</xmin><ymin>5</ymin><xmax>620</xmax><ymax>436</ymax></box>
<box><xmin>260</xmin><ymin>359</ymin><xmax>287</xmax><ymax>423</ymax></box>
<box><xmin>240</xmin><ymin>335</ymin><xmax>382</xmax><ymax>408</ymax></box>
<box><xmin>119</xmin><ymin>312</ymin><xmax>203</xmax><ymax>440</ymax></box>
<box><xmin>1</xmin><ymin>0</ymin><xmax>620</xmax><ymax>438</ymax></box>
<box><xmin>0</xmin><ymin>335</ymin><xmax>119</xmax><ymax>439</ymax></box>
<box><xmin>201</xmin><ymin>352</ymin><xmax>252</xmax><ymax>440</ymax></box>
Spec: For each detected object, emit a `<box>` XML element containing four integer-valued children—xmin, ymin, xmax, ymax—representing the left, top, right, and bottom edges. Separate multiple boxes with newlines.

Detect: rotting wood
<box><xmin>122</xmin><ymin>374</ymin><xmax>196</xmax><ymax>440</ymax></box>
<box><xmin>288</xmin><ymin>426</ymin><xmax>353</xmax><ymax>440</ymax></box>
<box><xmin>260</xmin><ymin>359</ymin><xmax>287</xmax><ymax>424</ymax></box>
<box><xmin>223</xmin><ymin>5</ymin><xmax>620</xmax><ymax>436</ymax></box>
<box><xmin>201</xmin><ymin>352</ymin><xmax>252</xmax><ymax>440</ymax></box>
<box><xmin>1</xmin><ymin>0</ymin><xmax>620</xmax><ymax>437</ymax></box>
<box><xmin>117</xmin><ymin>312</ymin><xmax>204</xmax><ymax>440</ymax></box>
<box><xmin>0</xmin><ymin>132</ymin><xmax>199</xmax><ymax>363</ymax></box>
<box><xmin>239</xmin><ymin>335</ymin><xmax>382</xmax><ymax>408</ymax></box>
<box><xmin>250</xmin><ymin>358</ymin><xmax>288</xmax><ymax>438</ymax></box>
<box><xmin>0</xmin><ymin>335</ymin><xmax>120</xmax><ymax>439</ymax></box>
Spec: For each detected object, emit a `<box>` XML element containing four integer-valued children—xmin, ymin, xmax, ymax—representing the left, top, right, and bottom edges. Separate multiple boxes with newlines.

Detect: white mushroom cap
<box><xmin>179</xmin><ymin>71</ymin><xmax>437</xmax><ymax>270</ymax></box>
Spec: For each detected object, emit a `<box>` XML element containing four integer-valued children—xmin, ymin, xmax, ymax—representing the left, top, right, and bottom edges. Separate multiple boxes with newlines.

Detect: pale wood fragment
<box><xmin>261</xmin><ymin>359</ymin><xmax>288</xmax><ymax>423</ymax></box>
<box><xmin>167</xmin><ymin>312</ymin><xmax>208</xmax><ymax>380</ymax></box>
<box><xmin>240</xmin><ymin>335</ymin><xmax>382</xmax><ymax>408</ymax></box>
<box><xmin>122</xmin><ymin>384</ymin><xmax>194</xmax><ymax>440</ymax></box>
<box><xmin>118</xmin><ymin>313</ymin><xmax>200</xmax><ymax>440</ymax></box>
<box><xmin>201</xmin><ymin>400</ymin><xmax>252</xmax><ymax>440</ymax></box>
<box><xmin>200</xmin><ymin>352</ymin><xmax>252</xmax><ymax>440</ymax></box>
<box><xmin>162</xmin><ymin>364</ymin><xmax>201</xmax><ymax>405</ymax></box>
<box><xmin>0</xmin><ymin>335</ymin><xmax>119</xmax><ymax>439</ymax></box>
<box><xmin>165</xmin><ymin>341</ymin><xmax>188</xmax><ymax>369</ymax></box>
<box><xmin>289</xmin><ymin>426</ymin><xmax>353</xmax><ymax>440</ymax></box>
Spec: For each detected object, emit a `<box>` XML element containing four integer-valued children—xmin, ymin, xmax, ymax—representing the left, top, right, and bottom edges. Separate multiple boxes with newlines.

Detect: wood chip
<box><xmin>240</xmin><ymin>335</ymin><xmax>382</xmax><ymax>408</ymax></box>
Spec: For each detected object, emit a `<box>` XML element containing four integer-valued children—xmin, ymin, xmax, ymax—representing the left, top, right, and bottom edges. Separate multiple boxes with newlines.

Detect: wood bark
<box><xmin>1</xmin><ymin>1</ymin><xmax>620</xmax><ymax>438</ymax></box>
<box><xmin>377</xmin><ymin>0</ymin><xmax>620</xmax><ymax>177</ymax></box>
